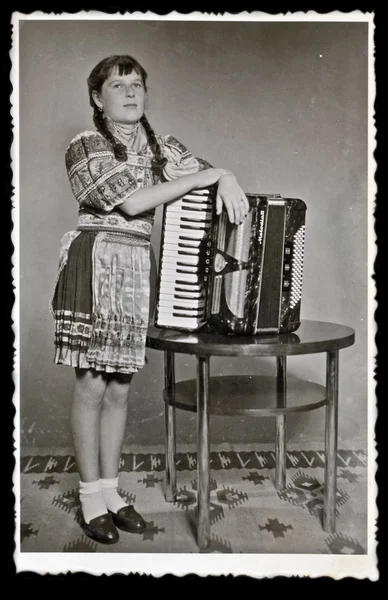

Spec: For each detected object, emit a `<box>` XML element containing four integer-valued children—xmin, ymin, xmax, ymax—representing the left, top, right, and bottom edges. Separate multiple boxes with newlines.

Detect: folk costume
<box><xmin>51</xmin><ymin>122</ymin><xmax>210</xmax><ymax>373</ymax></box>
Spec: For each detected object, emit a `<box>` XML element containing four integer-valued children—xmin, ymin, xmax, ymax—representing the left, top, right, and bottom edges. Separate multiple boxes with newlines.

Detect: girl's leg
<box><xmin>71</xmin><ymin>368</ymin><xmax>108</xmax><ymax>481</ymax></box>
<box><xmin>71</xmin><ymin>368</ymin><xmax>109</xmax><ymax>524</ymax></box>
<box><xmin>99</xmin><ymin>373</ymin><xmax>132</xmax><ymax>480</ymax></box>
<box><xmin>99</xmin><ymin>373</ymin><xmax>146</xmax><ymax>531</ymax></box>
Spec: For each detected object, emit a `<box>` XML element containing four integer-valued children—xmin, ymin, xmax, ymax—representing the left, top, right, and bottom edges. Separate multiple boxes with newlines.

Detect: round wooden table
<box><xmin>146</xmin><ymin>320</ymin><xmax>355</xmax><ymax>550</ymax></box>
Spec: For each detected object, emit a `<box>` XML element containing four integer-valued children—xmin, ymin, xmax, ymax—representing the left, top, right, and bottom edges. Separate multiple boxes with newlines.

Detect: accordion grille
<box><xmin>222</xmin><ymin>212</ymin><xmax>252</xmax><ymax>318</ymax></box>
<box><xmin>211</xmin><ymin>275</ymin><xmax>223</xmax><ymax>314</ymax></box>
<box><xmin>225</xmin><ymin>213</ymin><xmax>252</xmax><ymax>261</ymax></box>
<box><xmin>290</xmin><ymin>225</ymin><xmax>305</xmax><ymax>308</ymax></box>
<box><xmin>225</xmin><ymin>270</ymin><xmax>248</xmax><ymax>318</ymax></box>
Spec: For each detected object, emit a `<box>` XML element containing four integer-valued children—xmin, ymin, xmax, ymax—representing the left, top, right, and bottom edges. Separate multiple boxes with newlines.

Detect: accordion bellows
<box><xmin>155</xmin><ymin>191</ymin><xmax>306</xmax><ymax>335</ymax></box>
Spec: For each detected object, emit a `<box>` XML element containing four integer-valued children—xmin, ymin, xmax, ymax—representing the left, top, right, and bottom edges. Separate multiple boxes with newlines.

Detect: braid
<box><xmin>87</xmin><ymin>56</ymin><xmax>168</xmax><ymax>173</ymax></box>
<box><xmin>140</xmin><ymin>114</ymin><xmax>168</xmax><ymax>181</ymax></box>
<box><xmin>93</xmin><ymin>108</ymin><xmax>128</xmax><ymax>162</ymax></box>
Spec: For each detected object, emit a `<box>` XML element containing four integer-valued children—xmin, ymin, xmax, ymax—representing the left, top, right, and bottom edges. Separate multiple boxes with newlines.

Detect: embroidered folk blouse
<box><xmin>65</xmin><ymin>127</ymin><xmax>212</xmax><ymax>239</ymax></box>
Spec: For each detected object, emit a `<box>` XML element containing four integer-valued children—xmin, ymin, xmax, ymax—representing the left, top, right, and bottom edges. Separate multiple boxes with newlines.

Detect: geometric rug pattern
<box><xmin>19</xmin><ymin>447</ymin><xmax>368</xmax><ymax>555</ymax></box>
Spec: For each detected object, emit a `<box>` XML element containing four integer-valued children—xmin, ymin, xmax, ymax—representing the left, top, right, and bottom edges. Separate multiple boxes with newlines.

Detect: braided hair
<box><xmin>87</xmin><ymin>55</ymin><xmax>167</xmax><ymax>180</ymax></box>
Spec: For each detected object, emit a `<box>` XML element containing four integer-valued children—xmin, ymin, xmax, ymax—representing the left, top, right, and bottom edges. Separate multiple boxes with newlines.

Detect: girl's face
<box><xmin>92</xmin><ymin>69</ymin><xmax>146</xmax><ymax>125</ymax></box>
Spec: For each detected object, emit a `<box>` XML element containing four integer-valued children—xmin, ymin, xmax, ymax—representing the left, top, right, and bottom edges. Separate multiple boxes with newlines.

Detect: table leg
<box><xmin>275</xmin><ymin>356</ymin><xmax>287</xmax><ymax>490</ymax></box>
<box><xmin>323</xmin><ymin>350</ymin><xmax>339</xmax><ymax>532</ymax></box>
<box><xmin>197</xmin><ymin>356</ymin><xmax>210</xmax><ymax>550</ymax></box>
<box><xmin>164</xmin><ymin>350</ymin><xmax>177</xmax><ymax>502</ymax></box>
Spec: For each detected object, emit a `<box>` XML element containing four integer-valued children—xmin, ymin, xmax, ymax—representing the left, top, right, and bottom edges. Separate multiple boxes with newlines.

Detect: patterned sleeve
<box><xmin>196</xmin><ymin>156</ymin><xmax>214</xmax><ymax>170</ymax></box>
<box><xmin>65</xmin><ymin>131</ymin><xmax>140</xmax><ymax>212</ymax></box>
<box><xmin>161</xmin><ymin>135</ymin><xmax>213</xmax><ymax>180</ymax></box>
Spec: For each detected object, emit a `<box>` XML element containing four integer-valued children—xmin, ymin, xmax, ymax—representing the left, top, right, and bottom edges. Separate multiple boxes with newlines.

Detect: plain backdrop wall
<box><xmin>18</xmin><ymin>19</ymin><xmax>369</xmax><ymax>448</ymax></box>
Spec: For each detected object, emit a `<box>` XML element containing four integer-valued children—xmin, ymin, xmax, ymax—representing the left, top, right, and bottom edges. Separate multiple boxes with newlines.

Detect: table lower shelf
<box><xmin>164</xmin><ymin>376</ymin><xmax>326</xmax><ymax>416</ymax></box>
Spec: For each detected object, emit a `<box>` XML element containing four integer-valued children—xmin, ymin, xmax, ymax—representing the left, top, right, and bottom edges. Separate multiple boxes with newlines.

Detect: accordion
<box><xmin>154</xmin><ymin>189</ymin><xmax>306</xmax><ymax>335</ymax></box>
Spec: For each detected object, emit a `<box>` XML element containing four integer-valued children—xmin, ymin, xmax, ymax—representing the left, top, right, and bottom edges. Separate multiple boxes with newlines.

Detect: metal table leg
<box><xmin>197</xmin><ymin>356</ymin><xmax>210</xmax><ymax>549</ymax></box>
<box><xmin>275</xmin><ymin>356</ymin><xmax>287</xmax><ymax>490</ymax></box>
<box><xmin>323</xmin><ymin>350</ymin><xmax>339</xmax><ymax>532</ymax></box>
<box><xmin>164</xmin><ymin>350</ymin><xmax>177</xmax><ymax>502</ymax></box>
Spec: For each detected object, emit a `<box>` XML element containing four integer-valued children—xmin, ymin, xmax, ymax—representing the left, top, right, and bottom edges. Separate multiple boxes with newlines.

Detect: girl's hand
<box><xmin>216</xmin><ymin>174</ymin><xmax>249</xmax><ymax>224</ymax></box>
<box><xmin>194</xmin><ymin>168</ymin><xmax>249</xmax><ymax>224</ymax></box>
<box><xmin>193</xmin><ymin>167</ymin><xmax>232</xmax><ymax>190</ymax></box>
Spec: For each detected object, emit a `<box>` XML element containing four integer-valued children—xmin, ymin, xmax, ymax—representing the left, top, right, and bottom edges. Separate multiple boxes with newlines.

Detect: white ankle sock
<box><xmin>100</xmin><ymin>477</ymin><xmax>127</xmax><ymax>514</ymax></box>
<box><xmin>79</xmin><ymin>480</ymin><xmax>107</xmax><ymax>524</ymax></box>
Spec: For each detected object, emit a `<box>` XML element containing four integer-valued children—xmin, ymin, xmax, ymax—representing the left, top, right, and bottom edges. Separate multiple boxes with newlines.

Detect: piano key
<box><xmin>159</xmin><ymin>290</ymin><xmax>205</xmax><ymax>300</ymax></box>
<box><xmin>162</xmin><ymin>253</ymin><xmax>201</xmax><ymax>261</ymax></box>
<box><xmin>163</xmin><ymin>230</ymin><xmax>204</xmax><ymax>240</ymax></box>
<box><xmin>161</xmin><ymin>234</ymin><xmax>203</xmax><ymax>246</ymax></box>
<box><xmin>184</xmin><ymin>189</ymin><xmax>211</xmax><ymax>196</ymax></box>
<box><xmin>160</xmin><ymin>278</ymin><xmax>200</xmax><ymax>288</ymax></box>
<box><xmin>158</xmin><ymin>303</ymin><xmax>204</xmax><ymax>312</ymax></box>
<box><xmin>164</xmin><ymin>217</ymin><xmax>210</xmax><ymax>228</ymax></box>
<box><xmin>158</xmin><ymin>308</ymin><xmax>204</xmax><ymax>318</ymax></box>
<box><xmin>161</xmin><ymin>263</ymin><xmax>200</xmax><ymax>271</ymax></box>
<box><xmin>180</xmin><ymin>207</ymin><xmax>212</xmax><ymax>215</ymax></box>
<box><xmin>161</xmin><ymin>272</ymin><xmax>200</xmax><ymax>280</ymax></box>
<box><xmin>164</xmin><ymin>225</ymin><xmax>207</xmax><ymax>239</ymax></box>
<box><xmin>162</xmin><ymin>259</ymin><xmax>200</xmax><ymax>269</ymax></box>
<box><xmin>162</xmin><ymin>252</ymin><xmax>200</xmax><ymax>262</ymax></box>
<box><xmin>177</xmin><ymin>243</ymin><xmax>203</xmax><ymax>250</ymax></box>
<box><xmin>170</xmin><ymin>195</ymin><xmax>212</xmax><ymax>204</ymax></box>
<box><xmin>159</xmin><ymin>281</ymin><xmax>202</xmax><ymax>292</ymax></box>
<box><xmin>159</xmin><ymin>290</ymin><xmax>203</xmax><ymax>300</ymax></box>
<box><xmin>159</xmin><ymin>269</ymin><xmax>203</xmax><ymax>281</ymax></box>
<box><xmin>167</xmin><ymin>206</ymin><xmax>213</xmax><ymax>218</ymax></box>
<box><xmin>167</xmin><ymin>204</ymin><xmax>211</xmax><ymax>215</ymax></box>
<box><xmin>163</xmin><ymin>247</ymin><xmax>202</xmax><ymax>255</ymax></box>
<box><xmin>164</xmin><ymin>271</ymin><xmax>200</xmax><ymax>279</ymax></box>
<box><xmin>158</xmin><ymin>298</ymin><xmax>205</xmax><ymax>308</ymax></box>
<box><xmin>163</xmin><ymin>244</ymin><xmax>202</xmax><ymax>252</ymax></box>
<box><xmin>160</xmin><ymin>272</ymin><xmax>199</xmax><ymax>283</ymax></box>
<box><xmin>162</xmin><ymin>266</ymin><xmax>199</xmax><ymax>277</ymax></box>
<box><xmin>167</xmin><ymin>204</ymin><xmax>212</xmax><ymax>214</ymax></box>
<box><xmin>159</xmin><ymin>295</ymin><xmax>203</xmax><ymax>304</ymax></box>
<box><xmin>158</xmin><ymin>292</ymin><xmax>204</xmax><ymax>301</ymax></box>
<box><xmin>162</xmin><ymin>262</ymin><xmax>199</xmax><ymax>272</ymax></box>
<box><xmin>162</xmin><ymin>259</ymin><xmax>200</xmax><ymax>268</ymax></box>
<box><xmin>181</xmin><ymin>198</ymin><xmax>212</xmax><ymax>205</ymax></box>
<box><xmin>165</xmin><ymin>211</ymin><xmax>211</xmax><ymax>221</ymax></box>
<box><xmin>159</xmin><ymin>277</ymin><xmax>202</xmax><ymax>287</ymax></box>
<box><xmin>158</xmin><ymin>305</ymin><xmax>205</xmax><ymax>313</ymax></box>
<box><xmin>165</xmin><ymin>210</ymin><xmax>212</xmax><ymax>220</ymax></box>
<box><xmin>159</xmin><ymin>271</ymin><xmax>202</xmax><ymax>282</ymax></box>
<box><xmin>162</xmin><ymin>251</ymin><xmax>201</xmax><ymax>258</ymax></box>
<box><xmin>155</xmin><ymin>316</ymin><xmax>206</xmax><ymax>329</ymax></box>
<box><xmin>163</xmin><ymin>244</ymin><xmax>201</xmax><ymax>255</ymax></box>
<box><xmin>158</xmin><ymin>291</ymin><xmax>203</xmax><ymax>301</ymax></box>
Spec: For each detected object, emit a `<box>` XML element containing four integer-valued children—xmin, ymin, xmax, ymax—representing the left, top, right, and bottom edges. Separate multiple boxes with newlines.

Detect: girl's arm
<box><xmin>119</xmin><ymin>168</ymin><xmax>249</xmax><ymax>224</ymax></box>
<box><xmin>65</xmin><ymin>132</ymin><xmax>248</xmax><ymax>224</ymax></box>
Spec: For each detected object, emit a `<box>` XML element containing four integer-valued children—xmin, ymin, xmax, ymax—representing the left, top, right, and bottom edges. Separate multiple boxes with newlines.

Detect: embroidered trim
<box><xmin>76</xmin><ymin>225</ymin><xmax>151</xmax><ymax>242</ymax></box>
<box><xmin>76</xmin><ymin>213</ymin><xmax>154</xmax><ymax>237</ymax></box>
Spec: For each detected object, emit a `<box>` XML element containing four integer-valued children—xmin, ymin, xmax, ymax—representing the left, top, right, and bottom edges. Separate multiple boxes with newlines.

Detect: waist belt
<box><xmin>76</xmin><ymin>225</ymin><xmax>151</xmax><ymax>243</ymax></box>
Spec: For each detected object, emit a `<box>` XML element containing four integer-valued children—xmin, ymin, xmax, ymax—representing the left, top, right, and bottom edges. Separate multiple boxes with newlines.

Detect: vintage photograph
<box><xmin>12</xmin><ymin>11</ymin><xmax>377</xmax><ymax>578</ymax></box>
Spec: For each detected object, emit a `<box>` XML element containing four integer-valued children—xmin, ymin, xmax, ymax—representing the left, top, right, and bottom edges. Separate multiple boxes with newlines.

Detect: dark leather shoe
<box><xmin>108</xmin><ymin>506</ymin><xmax>146</xmax><ymax>533</ymax></box>
<box><xmin>80</xmin><ymin>513</ymin><xmax>119</xmax><ymax>544</ymax></box>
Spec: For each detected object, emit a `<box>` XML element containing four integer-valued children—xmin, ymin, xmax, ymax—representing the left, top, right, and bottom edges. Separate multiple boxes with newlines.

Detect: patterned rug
<box><xmin>19</xmin><ymin>445</ymin><xmax>368</xmax><ymax>555</ymax></box>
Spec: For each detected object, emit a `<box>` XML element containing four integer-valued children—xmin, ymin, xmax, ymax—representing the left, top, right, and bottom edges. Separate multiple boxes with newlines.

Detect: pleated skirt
<box><xmin>51</xmin><ymin>230</ymin><xmax>155</xmax><ymax>374</ymax></box>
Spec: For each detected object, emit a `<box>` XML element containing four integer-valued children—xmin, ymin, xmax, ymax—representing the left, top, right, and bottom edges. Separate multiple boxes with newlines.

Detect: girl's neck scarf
<box><xmin>105</xmin><ymin>116</ymin><xmax>147</xmax><ymax>153</ymax></box>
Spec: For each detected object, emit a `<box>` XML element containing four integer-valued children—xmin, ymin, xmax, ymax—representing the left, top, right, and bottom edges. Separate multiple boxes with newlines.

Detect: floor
<box><xmin>18</xmin><ymin>443</ymin><xmax>369</xmax><ymax>559</ymax></box>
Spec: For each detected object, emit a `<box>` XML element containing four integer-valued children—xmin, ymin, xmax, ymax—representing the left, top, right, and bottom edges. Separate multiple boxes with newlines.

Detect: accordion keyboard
<box><xmin>155</xmin><ymin>189</ymin><xmax>213</xmax><ymax>330</ymax></box>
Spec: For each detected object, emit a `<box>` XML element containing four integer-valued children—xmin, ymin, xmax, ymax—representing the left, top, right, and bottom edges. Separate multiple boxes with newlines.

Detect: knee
<box><xmin>103</xmin><ymin>374</ymin><xmax>133</xmax><ymax>410</ymax></box>
<box><xmin>73</xmin><ymin>368</ymin><xmax>107</xmax><ymax>409</ymax></box>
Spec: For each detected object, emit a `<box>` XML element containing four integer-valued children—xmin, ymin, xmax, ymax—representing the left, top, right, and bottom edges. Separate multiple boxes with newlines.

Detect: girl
<box><xmin>51</xmin><ymin>54</ymin><xmax>249</xmax><ymax>544</ymax></box>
